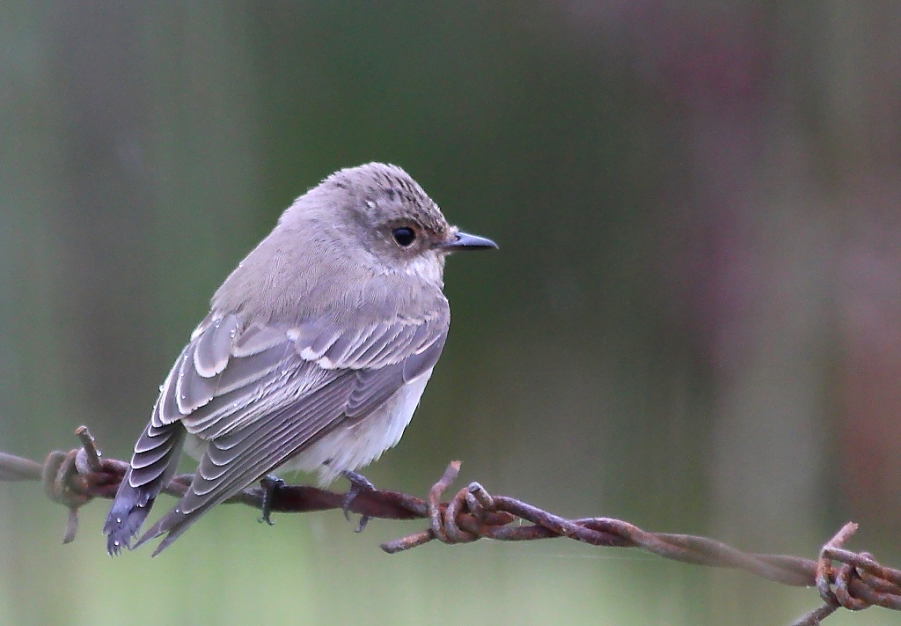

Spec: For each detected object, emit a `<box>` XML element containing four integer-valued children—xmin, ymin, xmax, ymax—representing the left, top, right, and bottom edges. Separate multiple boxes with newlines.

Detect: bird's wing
<box><xmin>130</xmin><ymin>305</ymin><xmax>448</xmax><ymax>553</ymax></box>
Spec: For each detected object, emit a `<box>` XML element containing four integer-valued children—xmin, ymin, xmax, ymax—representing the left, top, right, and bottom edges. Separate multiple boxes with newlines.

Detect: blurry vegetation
<box><xmin>2</xmin><ymin>2</ymin><xmax>901</xmax><ymax>625</ymax></box>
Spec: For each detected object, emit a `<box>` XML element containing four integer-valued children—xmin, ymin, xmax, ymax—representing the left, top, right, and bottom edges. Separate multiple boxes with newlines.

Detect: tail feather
<box><xmin>103</xmin><ymin>422</ymin><xmax>186</xmax><ymax>555</ymax></box>
<box><xmin>103</xmin><ymin>472</ymin><xmax>155</xmax><ymax>555</ymax></box>
<box><xmin>133</xmin><ymin>505</ymin><xmax>205</xmax><ymax>557</ymax></box>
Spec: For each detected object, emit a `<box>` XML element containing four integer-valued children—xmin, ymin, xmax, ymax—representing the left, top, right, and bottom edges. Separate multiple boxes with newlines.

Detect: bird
<box><xmin>103</xmin><ymin>162</ymin><xmax>496</xmax><ymax>556</ymax></box>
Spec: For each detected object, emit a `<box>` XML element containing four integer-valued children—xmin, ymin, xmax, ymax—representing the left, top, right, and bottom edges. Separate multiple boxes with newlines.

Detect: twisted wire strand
<box><xmin>2</xmin><ymin>426</ymin><xmax>900</xmax><ymax>625</ymax></box>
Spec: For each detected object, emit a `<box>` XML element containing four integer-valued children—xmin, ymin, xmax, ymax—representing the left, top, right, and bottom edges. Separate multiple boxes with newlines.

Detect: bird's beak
<box><xmin>438</xmin><ymin>231</ymin><xmax>498</xmax><ymax>252</ymax></box>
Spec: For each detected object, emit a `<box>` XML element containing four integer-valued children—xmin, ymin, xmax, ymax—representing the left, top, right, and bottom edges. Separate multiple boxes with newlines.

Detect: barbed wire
<box><xmin>2</xmin><ymin>426</ymin><xmax>900</xmax><ymax>625</ymax></box>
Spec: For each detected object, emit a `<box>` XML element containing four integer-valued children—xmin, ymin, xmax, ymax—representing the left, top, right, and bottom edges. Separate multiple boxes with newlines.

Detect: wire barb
<box><xmin>2</xmin><ymin>427</ymin><xmax>901</xmax><ymax>626</ymax></box>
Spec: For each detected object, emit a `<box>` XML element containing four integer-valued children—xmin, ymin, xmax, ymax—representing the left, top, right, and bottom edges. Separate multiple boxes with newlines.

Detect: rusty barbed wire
<box><xmin>2</xmin><ymin>427</ymin><xmax>900</xmax><ymax>625</ymax></box>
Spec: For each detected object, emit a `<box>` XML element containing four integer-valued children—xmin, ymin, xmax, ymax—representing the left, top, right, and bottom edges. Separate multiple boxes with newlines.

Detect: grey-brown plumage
<box><xmin>103</xmin><ymin>163</ymin><xmax>496</xmax><ymax>556</ymax></box>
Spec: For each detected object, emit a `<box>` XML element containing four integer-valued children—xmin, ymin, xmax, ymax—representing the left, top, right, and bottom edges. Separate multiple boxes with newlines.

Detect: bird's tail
<box><xmin>103</xmin><ymin>421</ymin><xmax>186</xmax><ymax>555</ymax></box>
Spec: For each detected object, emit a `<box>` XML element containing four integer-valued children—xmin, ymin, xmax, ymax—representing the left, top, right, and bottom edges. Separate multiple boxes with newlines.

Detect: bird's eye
<box><xmin>392</xmin><ymin>227</ymin><xmax>416</xmax><ymax>247</ymax></box>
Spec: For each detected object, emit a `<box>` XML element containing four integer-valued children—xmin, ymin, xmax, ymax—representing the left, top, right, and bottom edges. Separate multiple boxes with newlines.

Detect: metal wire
<box><xmin>2</xmin><ymin>426</ymin><xmax>900</xmax><ymax>625</ymax></box>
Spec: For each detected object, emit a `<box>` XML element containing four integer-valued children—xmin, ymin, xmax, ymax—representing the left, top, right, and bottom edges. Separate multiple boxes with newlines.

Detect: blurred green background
<box><xmin>2</xmin><ymin>2</ymin><xmax>901</xmax><ymax>625</ymax></box>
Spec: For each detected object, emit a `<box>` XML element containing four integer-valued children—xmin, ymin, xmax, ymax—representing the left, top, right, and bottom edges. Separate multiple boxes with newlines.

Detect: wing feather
<box><xmin>404</xmin><ymin>334</ymin><xmax>446</xmax><ymax>382</ymax></box>
<box><xmin>212</xmin><ymin>340</ymin><xmax>291</xmax><ymax>396</ymax></box>
<box><xmin>190</xmin><ymin>376</ymin><xmax>354</xmax><ymax>498</ymax></box>
<box><xmin>321</xmin><ymin>324</ymin><xmax>378</xmax><ymax>364</ymax></box>
<box><xmin>134</xmin><ymin>373</ymin><xmax>358</xmax><ymax>552</ymax></box>
<box><xmin>345</xmin><ymin>364</ymin><xmax>405</xmax><ymax>418</ymax></box>
<box><xmin>176</xmin><ymin>343</ymin><xmax>219</xmax><ymax>413</ymax></box>
<box><xmin>128</xmin><ymin>423</ymin><xmax>185</xmax><ymax>486</ymax></box>
<box><xmin>131</xmin><ymin>425</ymin><xmax>179</xmax><ymax>469</ymax></box>
<box><xmin>157</xmin><ymin>352</ymin><xmax>187</xmax><ymax>425</ymax></box>
<box><xmin>233</xmin><ymin>323</ymin><xmax>289</xmax><ymax>357</ymax></box>
<box><xmin>130</xmin><ymin>299</ymin><xmax>450</xmax><ymax>553</ymax></box>
<box><xmin>356</xmin><ymin>321</ymin><xmax>406</xmax><ymax>365</ymax></box>
<box><xmin>183</xmin><ymin>353</ymin><xmax>335</xmax><ymax>438</ymax></box>
<box><xmin>193</xmin><ymin>314</ymin><xmax>239</xmax><ymax>377</ymax></box>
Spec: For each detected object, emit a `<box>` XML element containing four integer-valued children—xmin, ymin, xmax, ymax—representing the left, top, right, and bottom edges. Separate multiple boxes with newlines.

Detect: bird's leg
<box><xmin>342</xmin><ymin>470</ymin><xmax>376</xmax><ymax>533</ymax></box>
<box><xmin>258</xmin><ymin>475</ymin><xmax>285</xmax><ymax>525</ymax></box>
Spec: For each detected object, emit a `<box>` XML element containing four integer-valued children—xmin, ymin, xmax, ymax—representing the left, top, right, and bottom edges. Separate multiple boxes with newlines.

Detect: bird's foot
<box><xmin>342</xmin><ymin>470</ymin><xmax>375</xmax><ymax>533</ymax></box>
<box><xmin>258</xmin><ymin>475</ymin><xmax>285</xmax><ymax>525</ymax></box>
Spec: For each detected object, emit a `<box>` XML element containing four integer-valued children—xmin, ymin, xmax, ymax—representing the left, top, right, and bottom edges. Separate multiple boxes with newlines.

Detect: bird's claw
<box><xmin>258</xmin><ymin>475</ymin><xmax>285</xmax><ymax>525</ymax></box>
<box><xmin>342</xmin><ymin>470</ymin><xmax>375</xmax><ymax>532</ymax></box>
